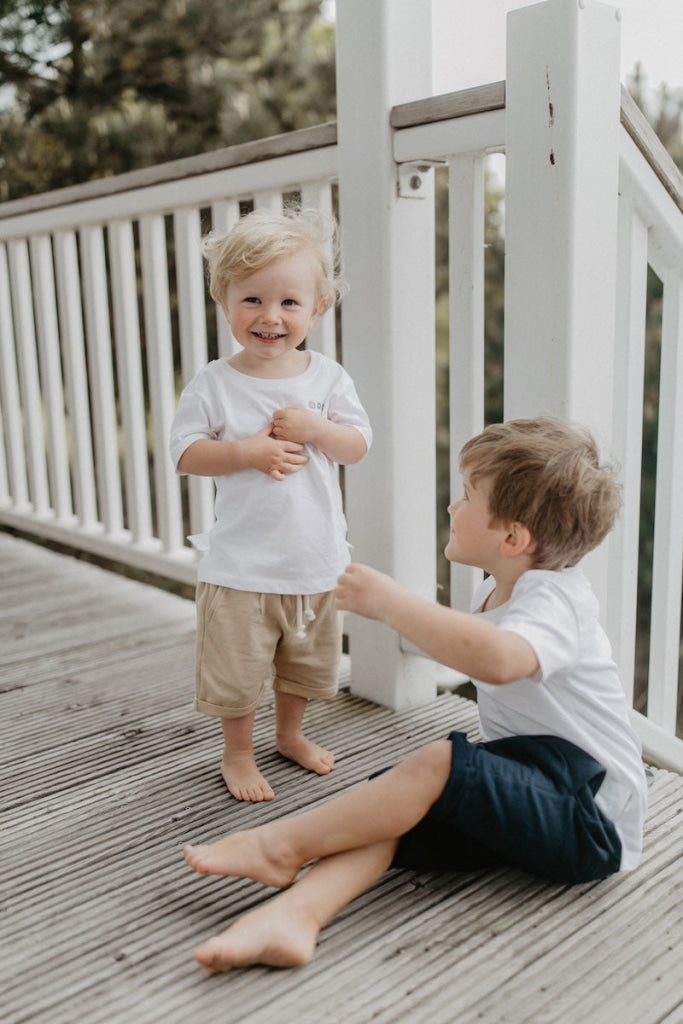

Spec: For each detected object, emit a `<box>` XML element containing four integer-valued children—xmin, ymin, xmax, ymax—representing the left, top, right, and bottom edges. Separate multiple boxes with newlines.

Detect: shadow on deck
<box><xmin>1</xmin><ymin>531</ymin><xmax>682</xmax><ymax>1024</ymax></box>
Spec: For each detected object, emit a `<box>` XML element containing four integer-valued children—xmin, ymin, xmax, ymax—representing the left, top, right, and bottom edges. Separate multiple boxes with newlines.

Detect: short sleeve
<box><xmin>497</xmin><ymin>577</ymin><xmax>580</xmax><ymax>681</ymax></box>
<box><xmin>326</xmin><ymin>371</ymin><xmax>373</xmax><ymax>451</ymax></box>
<box><xmin>169</xmin><ymin>378</ymin><xmax>217</xmax><ymax>473</ymax></box>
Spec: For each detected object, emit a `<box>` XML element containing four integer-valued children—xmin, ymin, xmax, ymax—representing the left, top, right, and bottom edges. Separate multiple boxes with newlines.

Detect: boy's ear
<box><xmin>501</xmin><ymin>522</ymin><xmax>535</xmax><ymax>559</ymax></box>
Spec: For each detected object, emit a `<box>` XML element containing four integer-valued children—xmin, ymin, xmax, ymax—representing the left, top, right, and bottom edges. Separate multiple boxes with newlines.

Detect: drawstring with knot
<box><xmin>295</xmin><ymin>595</ymin><xmax>316</xmax><ymax>639</ymax></box>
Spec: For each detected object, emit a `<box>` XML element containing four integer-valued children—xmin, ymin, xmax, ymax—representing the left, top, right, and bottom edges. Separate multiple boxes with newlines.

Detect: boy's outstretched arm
<box><xmin>336</xmin><ymin>563</ymin><xmax>539</xmax><ymax>686</ymax></box>
<box><xmin>177</xmin><ymin>425</ymin><xmax>308</xmax><ymax>481</ymax></box>
<box><xmin>272</xmin><ymin>407</ymin><xmax>368</xmax><ymax>465</ymax></box>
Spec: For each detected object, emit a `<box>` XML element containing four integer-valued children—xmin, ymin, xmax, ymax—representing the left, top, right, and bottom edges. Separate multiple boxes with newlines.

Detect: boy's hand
<box><xmin>271</xmin><ymin>407</ymin><xmax>321</xmax><ymax>446</ymax></box>
<box><xmin>244</xmin><ymin>424</ymin><xmax>309</xmax><ymax>481</ymax></box>
<box><xmin>335</xmin><ymin>563</ymin><xmax>398</xmax><ymax>622</ymax></box>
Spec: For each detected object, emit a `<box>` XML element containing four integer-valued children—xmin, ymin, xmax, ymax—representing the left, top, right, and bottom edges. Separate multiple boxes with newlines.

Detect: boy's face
<box><xmin>445</xmin><ymin>472</ymin><xmax>506</xmax><ymax>571</ymax></box>
<box><xmin>221</xmin><ymin>250</ymin><xmax>320</xmax><ymax>372</ymax></box>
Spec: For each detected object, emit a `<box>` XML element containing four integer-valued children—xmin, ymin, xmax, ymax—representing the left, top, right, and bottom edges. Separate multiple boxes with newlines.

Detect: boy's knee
<box><xmin>412</xmin><ymin>739</ymin><xmax>452</xmax><ymax>782</ymax></box>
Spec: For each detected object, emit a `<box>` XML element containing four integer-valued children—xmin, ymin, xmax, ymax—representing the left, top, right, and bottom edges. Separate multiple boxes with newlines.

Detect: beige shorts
<box><xmin>194</xmin><ymin>583</ymin><xmax>342</xmax><ymax>718</ymax></box>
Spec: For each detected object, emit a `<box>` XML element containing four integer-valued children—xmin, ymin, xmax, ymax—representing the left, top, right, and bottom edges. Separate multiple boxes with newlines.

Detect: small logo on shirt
<box><xmin>308</xmin><ymin>400</ymin><xmax>324</xmax><ymax>412</ymax></box>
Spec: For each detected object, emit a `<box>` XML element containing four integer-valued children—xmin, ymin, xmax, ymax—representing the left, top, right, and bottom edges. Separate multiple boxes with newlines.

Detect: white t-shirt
<box><xmin>473</xmin><ymin>567</ymin><xmax>648</xmax><ymax>871</ymax></box>
<box><xmin>169</xmin><ymin>351</ymin><xmax>372</xmax><ymax>594</ymax></box>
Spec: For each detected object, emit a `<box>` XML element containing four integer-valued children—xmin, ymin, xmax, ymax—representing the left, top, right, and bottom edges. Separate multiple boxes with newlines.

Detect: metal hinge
<box><xmin>397</xmin><ymin>159</ymin><xmax>446</xmax><ymax>198</ymax></box>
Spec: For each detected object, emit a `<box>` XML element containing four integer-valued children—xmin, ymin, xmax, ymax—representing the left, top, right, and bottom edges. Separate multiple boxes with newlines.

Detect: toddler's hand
<box><xmin>272</xmin><ymin>406</ymin><xmax>321</xmax><ymax>446</ymax></box>
<box><xmin>244</xmin><ymin>425</ymin><xmax>309</xmax><ymax>481</ymax></box>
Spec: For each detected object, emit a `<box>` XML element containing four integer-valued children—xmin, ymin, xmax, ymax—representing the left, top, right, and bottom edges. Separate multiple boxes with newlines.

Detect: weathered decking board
<box><xmin>1</xmin><ymin>531</ymin><xmax>682</xmax><ymax>1024</ymax></box>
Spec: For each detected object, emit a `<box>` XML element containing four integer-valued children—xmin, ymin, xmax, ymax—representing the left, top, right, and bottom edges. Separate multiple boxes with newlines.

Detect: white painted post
<box><xmin>108</xmin><ymin>219</ymin><xmax>154</xmax><ymax>544</ymax></box>
<box><xmin>504</xmin><ymin>0</ymin><xmax>622</xmax><ymax>612</ymax></box>
<box><xmin>53</xmin><ymin>230</ymin><xmax>98</xmax><ymax>531</ymax></box>
<box><xmin>448</xmin><ymin>156</ymin><xmax>487</xmax><ymax>614</ymax></box>
<box><xmin>335</xmin><ymin>0</ymin><xmax>438</xmax><ymax>708</ymax></box>
<box><xmin>210</xmin><ymin>199</ymin><xmax>241</xmax><ymax>359</ymax></box>
<box><xmin>9</xmin><ymin>239</ymin><xmax>50</xmax><ymax>516</ymax></box>
<box><xmin>0</xmin><ymin>243</ymin><xmax>29</xmax><ymax>511</ymax></box>
<box><xmin>30</xmin><ymin>234</ymin><xmax>73</xmax><ymax>523</ymax></box>
<box><xmin>647</xmin><ymin>271</ymin><xmax>683</xmax><ymax>731</ymax></box>
<box><xmin>606</xmin><ymin>196</ymin><xmax>648</xmax><ymax>704</ymax></box>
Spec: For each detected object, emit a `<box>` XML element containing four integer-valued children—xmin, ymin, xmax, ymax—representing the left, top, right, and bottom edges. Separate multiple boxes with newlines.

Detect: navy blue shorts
<box><xmin>383</xmin><ymin>732</ymin><xmax>622</xmax><ymax>884</ymax></box>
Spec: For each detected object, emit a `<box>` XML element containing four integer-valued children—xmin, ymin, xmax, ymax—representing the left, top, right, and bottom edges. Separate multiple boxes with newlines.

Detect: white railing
<box><xmin>610</xmin><ymin>89</ymin><xmax>683</xmax><ymax>770</ymax></box>
<box><xmin>0</xmin><ymin>124</ymin><xmax>338</xmax><ymax>584</ymax></box>
<box><xmin>0</xmin><ymin>0</ymin><xmax>681</xmax><ymax>768</ymax></box>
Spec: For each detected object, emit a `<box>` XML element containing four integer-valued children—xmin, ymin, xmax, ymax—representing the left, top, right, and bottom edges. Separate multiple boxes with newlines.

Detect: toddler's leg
<box><xmin>221</xmin><ymin>712</ymin><xmax>274</xmax><ymax>802</ymax></box>
<box><xmin>193</xmin><ymin>838</ymin><xmax>397</xmax><ymax>972</ymax></box>
<box><xmin>185</xmin><ymin>738</ymin><xmax>452</xmax><ymax>883</ymax></box>
<box><xmin>275</xmin><ymin>691</ymin><xmax>335</xmax><ymax>775</ymax></box>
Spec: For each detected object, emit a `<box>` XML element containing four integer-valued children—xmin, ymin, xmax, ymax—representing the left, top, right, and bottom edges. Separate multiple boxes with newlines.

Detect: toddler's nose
<box><xmin>261</xmin><ymin>304</ymin><xmax>281</xmax><ymax>324</ymax></box>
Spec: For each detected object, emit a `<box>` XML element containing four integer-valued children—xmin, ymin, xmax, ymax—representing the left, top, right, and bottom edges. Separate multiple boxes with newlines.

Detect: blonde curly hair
<box><xmin>201</xmin><ymin>207</ymin><xmax>346</xmax><ymax>314</ymax></box>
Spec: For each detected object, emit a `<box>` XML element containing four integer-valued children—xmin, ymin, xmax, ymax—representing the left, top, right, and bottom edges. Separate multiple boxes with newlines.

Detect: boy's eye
<box><xmin>282</xmin><ymin>298</ymin><xmax>297</xmax><ymax>307</ymax></box>
<box><xmin>244</xmin><ymin>296</ymin><xmax>260</xmax><ymax>304</ymax></box>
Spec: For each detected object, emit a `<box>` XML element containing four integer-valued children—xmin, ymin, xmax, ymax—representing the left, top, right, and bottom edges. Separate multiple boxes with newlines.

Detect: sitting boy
<box><xmin>183</xmin><ymin>416</ymin><xmax>648</xmax><ymax>972</ymax></box>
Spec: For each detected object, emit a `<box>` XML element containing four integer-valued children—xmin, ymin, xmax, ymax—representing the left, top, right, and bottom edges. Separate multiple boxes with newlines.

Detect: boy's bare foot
<box><xmin>277</xmin><ymin>732</ymin><xmax>335</xmax><ymax>775</ymax></box>
<box><xmin>221</xmin><ymin>753</ymin><xmax>274</xmax><ymax>802</ymax></box>
<box><xmin>184</xmin><ymin>826</ymin><xmax>300</xmax><ymax>888</ymax></box>
<box><xmin>193</xmin><ymin>894</ymin><xmax>319</xmax><ymax>972</ymax></box>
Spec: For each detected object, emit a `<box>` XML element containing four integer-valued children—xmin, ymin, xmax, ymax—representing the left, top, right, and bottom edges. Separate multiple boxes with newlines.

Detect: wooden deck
<box><xmin>2</xmin><ymin>530</ymin><xmax>683</xmax><ymax>1024</ymax></box>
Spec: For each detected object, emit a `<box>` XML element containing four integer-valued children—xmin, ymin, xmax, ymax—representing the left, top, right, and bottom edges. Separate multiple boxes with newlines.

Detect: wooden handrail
<box><xmin>620</xmin><ymin>85</ymin><xmax>683</xmax><ymax>214</ymax></box>
<box><xmin>1</xmin><ymin>81</ymin><xmax>679</xmax><ymax>220</ymax></box>
<box><xmin>390</xmin><ymin>80</ymin><xmax>506</xmax><ymax>129</ymax></box>
<box><xmin>0</xmin><ymin>122</ymin><xmax>338</xmax><ymax>220</ymax></box>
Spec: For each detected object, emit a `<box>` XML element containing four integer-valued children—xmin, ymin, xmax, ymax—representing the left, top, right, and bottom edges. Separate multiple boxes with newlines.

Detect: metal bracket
<box><xmin>397</xmin><ymin>159</ymin><xmax>446</xmax><ymax>198</ymax></box>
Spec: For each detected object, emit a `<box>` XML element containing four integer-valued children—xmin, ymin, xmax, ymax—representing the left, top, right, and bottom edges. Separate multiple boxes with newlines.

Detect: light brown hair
<box><xmin>459</xmin><ymin>417</ymin><xmax>621</xmax><ymax>569</ymax></box>
<box><xmin>201</xmin><ymin>207</ymin><xmax>346</xmax><ymax>313</ymax></box>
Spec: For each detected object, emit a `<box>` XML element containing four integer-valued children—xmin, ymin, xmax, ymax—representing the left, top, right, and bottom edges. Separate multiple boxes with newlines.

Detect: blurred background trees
<box><xmin>0</xmin><ymin>0</ymin><xmax>336</xmax><ymax>200</ymax></box>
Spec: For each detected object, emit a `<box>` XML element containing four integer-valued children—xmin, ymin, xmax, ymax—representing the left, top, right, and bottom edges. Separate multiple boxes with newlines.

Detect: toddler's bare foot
<box><xmin>221</xmin><ymin>753</ymin><xmax>274</xmax><ymax>802</ymax></box>
<box><xmin>184</xmin><ymin>826</ymin><xmax>300</xmax><ymax>888</ymax></box>
<box><xmin>277</xmin><ymin>732</ymin><xmax>335</xmax><ymax>776</ymax></box>
<box><xmin>192</xmin><ymin>894</ymin><xmax>319</xmax><ymax>972</ymax></box>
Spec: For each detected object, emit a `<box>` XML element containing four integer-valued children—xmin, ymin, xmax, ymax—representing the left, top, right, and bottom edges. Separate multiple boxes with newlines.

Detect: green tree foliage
<box><xmin>0</xmin><ymin>0</ymin><xmax>336</xmax><ymax>200</ymax></box>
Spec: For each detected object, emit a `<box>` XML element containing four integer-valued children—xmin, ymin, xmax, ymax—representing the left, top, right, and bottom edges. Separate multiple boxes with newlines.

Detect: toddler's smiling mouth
<box><xmin>253</xmin><ymin>330</ymin><xmax>285</xmax><ymax>342</ymax></box>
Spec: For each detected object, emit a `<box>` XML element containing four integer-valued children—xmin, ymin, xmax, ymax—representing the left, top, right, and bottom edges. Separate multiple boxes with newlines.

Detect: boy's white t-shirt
<box><xmin>473</xmin><ymin>567</ymin><xmax>648</xmax><ymax>871</ymax></box>
<box><xmin>169</xmin><ymin>351</ymin><xmax>372</xmax><ymax>594</ymax></box>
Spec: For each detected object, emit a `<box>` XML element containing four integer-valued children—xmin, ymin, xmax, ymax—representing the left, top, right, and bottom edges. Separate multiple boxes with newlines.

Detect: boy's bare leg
<box><xmin>221</xmin><ymin>713</ymin><xmax>275</xmax><ymax>802</ymax></box>
<box><xmin>193</xmin><ymin>838</ymin><xmax>397</xmax><ymax>972</ymax></box>
<box><xmin>185</xmin><ymin>739</ymin><xmax>452</xmax><ymax>885</ymax></box>
<box><xmin>275</xmin><ymin>690</ymin><xmax>335</xmax><ymax>775</ymax></box>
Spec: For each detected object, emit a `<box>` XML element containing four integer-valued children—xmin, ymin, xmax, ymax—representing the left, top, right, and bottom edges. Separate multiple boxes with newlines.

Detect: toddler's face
<box><xmin>222</xmin><ymin>250</ymin><xmax>321</xmax><ymax>371</ymax></box>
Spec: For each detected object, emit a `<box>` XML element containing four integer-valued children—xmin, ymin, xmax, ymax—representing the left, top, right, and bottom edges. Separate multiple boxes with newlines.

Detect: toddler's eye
<box><xmin>245</xmin><ymin>296</ymin><xmax>260</xmax><ymax>304</ymax></box>
<box><xmin>282</xmin><ymin>298</ymin><xmax>297</xmax><ymax>307</ymax></box>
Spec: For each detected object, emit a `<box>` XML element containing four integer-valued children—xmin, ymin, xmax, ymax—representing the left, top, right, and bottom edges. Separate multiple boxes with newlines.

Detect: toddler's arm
<box><xmin>177</xmin><ymin>424</ymin><xmax>309</xmax><ymax>482</ymax></box>
<box><xmin>336</xmin><ymin>563</ymin><xmax>539</xmax><ymax>686</ymax></box>
<box><xmin>272</xmin><ymin>407</ymin><xmax>368</xmax><ymax>465</ymax></box>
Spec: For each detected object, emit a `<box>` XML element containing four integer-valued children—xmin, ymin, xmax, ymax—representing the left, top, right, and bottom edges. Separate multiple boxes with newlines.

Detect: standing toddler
<box><xmin>170</xmin><ymin>208</ymin><xmax>372</xmax><ymax>802</ymax></box>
